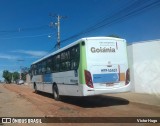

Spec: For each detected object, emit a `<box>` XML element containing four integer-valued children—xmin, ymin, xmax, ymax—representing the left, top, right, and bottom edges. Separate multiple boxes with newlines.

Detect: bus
<box><xmin>30</xmin><ymin>37</ymin><xmax>131</xmax><ymax>100</ymax></box>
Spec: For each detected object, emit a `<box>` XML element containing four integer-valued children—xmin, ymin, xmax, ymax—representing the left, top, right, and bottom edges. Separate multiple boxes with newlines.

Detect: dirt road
<box><xmin>0</xmin><ymin>84</ymin><xmax>159</xmax><ymax>126</ymax></box>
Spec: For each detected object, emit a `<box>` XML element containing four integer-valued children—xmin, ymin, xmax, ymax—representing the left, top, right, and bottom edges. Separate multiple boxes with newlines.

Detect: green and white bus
<box><xmin>30</xmin><ymin>37</ymin><xmax>130</xmax><ymax>100</ymax></box>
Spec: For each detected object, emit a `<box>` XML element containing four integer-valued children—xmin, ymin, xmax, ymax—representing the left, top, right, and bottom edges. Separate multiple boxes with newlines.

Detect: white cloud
<box><xmin>12</xmin><ymin>50</ymin><xmax>47</xmax><ymax>57</ymax></box>
<box><xmin>0</xmin><ymin>54</ymin><xmax>19</xmax><ymax>60</ymax></box>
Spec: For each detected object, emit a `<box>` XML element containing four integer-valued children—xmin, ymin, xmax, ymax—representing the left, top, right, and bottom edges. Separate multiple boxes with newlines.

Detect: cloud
<box><xmin>0</xmin><ymin>54</ymin><xmax>19</xmax><ymax>60</ymax></box>
<box><xmin>12</xmin><ymin>50</ymin><xmax>48</xmax><ymax>57</ymax></box>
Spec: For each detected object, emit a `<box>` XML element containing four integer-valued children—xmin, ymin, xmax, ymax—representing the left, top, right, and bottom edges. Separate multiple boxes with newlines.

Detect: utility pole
<box><xmin>17</xmin><ymin>59</ymin><xmax>24</xmax><ymax>80</ymax></box>
<box><xmin>50</xmin><ymin>14</ymin><xmax>66</xmax><ymax>49</ymax></box>
<box><xmin>57</xmin><ymin>15</ymin><xmax>61</xmax><ymax>49</ymax></box>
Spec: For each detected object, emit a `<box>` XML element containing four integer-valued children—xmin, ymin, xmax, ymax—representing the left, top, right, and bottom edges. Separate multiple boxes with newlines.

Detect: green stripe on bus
<box><xmin>79</xmin><ymin>42</ymin><xmax>87</xmax><ymax>84</ymax></box>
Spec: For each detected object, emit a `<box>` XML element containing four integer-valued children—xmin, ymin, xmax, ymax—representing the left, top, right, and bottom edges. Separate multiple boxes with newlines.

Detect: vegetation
<box><xmin>21</xmin><ymin>67</ymin><xmax>30</xmax><ymax>81</ymax></box>
<box><xmin>2</xmin><ymin>67</ymin><xmax>29</xmax><ymax>83</ymax></box>
<box><xmin>12</xmin><ymin>72</ymin><xmax>19</xmax><ymax>82</ymax></box>
<box><xmin>3</xmin><ymin>70</ymin><xmax>12</xmax><ymax>83</ymax></box>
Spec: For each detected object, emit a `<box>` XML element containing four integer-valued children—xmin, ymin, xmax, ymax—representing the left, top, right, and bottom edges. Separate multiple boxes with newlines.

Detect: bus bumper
<box><xmin>82</xmin><ymin>82</ymin><xmax>131</xmax><ymax>96</ymax></box>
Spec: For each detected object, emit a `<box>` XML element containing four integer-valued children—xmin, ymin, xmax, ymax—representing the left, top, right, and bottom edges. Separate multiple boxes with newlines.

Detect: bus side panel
<box><xmin>78</xmin><ymin>41</ymin><xmax>96</xmax><ymax>96</ymax></box>
<box><xmin>43</xmin><ymin>83</ymin><xmax>53</xmax><ymax>93</ymax></box>
<box><xmin>32</xmin><ymin>75</ymin><xmax>44</xmax><ymax>91</ymax></box>
<box><xmin>43</xmin><ymin>73</ymin><xmax>53</xmax><ymax>94</ymax></box>
<box><xmin>53</xmin><ymin>71</ymin><xmax>83</xmax><ymax>96</ymax></box>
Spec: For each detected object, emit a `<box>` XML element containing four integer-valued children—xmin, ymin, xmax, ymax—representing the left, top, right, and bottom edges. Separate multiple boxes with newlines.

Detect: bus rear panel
<box><xmin>81</xmin><ymin>37</ymin><xmax>131</xmax><ymax>96</ymax></box>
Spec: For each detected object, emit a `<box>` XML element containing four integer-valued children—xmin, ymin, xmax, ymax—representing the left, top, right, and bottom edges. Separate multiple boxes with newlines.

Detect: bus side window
<box><xmin>66</xmin><ymin>61</ymin><xmax>70</xmax><ymax>70</ymax></box>
<box><xmin>60</xmin><ymin>50</ymin><xmax>71</xmax><ymax>72</ymax></box>
<box><xmin>42</xmin><ymin>61</ymin><xmax>46</xmax><ymax>73</ymax></box>
<box><xmin>34</xmin><ymin>64</ymin><xmax>37</xmax><ymax>75</ymax></box>
<box><xmin>52</xmin><ymin>56</ymin><xmax>56</xmax><ymax>72</ymax></box>
<box><xmin>55</xmin><ymin>64</ymin><xmax>59</xmax><ymax>72</ymax></box>
<box><xmin>71</xmin><ymin>60</ymin><xmax>78</xmax><ymax>70</ymax></box>
<box><xmin>30</xmin><ymin>65</ymin><xmax>34</xmax><ymax>76</ymax></box>
<box><xmin>70</xmin><ymin>44</ymin><xmax>80</xmax><ymax>70</ymax></box>
<box><xmin>60</xmin><ymin>62</ymin><xmax>66</xmax><ymax>71</ymax></box>
<box><xmin>30</xmin><ymin>66</ymin><xmax>33</xmax><ymax>79</ymax></box>
<box><xmin>70</xmin><ymin>45</ymin><xmax>79</xmax><ymax>58</ymax></box>
<box><xmin>56</xmin><ymin>54</ymin><xmax>60</xmax><ymax>62</ymax></box>
<box><xmin>37</xmin><ymin>63</ymin><xmax>42</xmax><ymax>75</ymax></box>
<box><xmin>66</xmin><ymin>50</ymin><xmax>70</xmax><ymax>60</ymax></box>
<box><xmin>55</xmin><ymin>54</ymin><xmax>60</xmax><ymax>72</ymax></box>
<box><xmin>61</xmin><ymin>52</ymin><xmax>66</xmax><ymax>62</ymax></box>
<box><xmin>46</xmin><ymin>58</ymin><xmax>52</xmax><ymax>73</ymax></box>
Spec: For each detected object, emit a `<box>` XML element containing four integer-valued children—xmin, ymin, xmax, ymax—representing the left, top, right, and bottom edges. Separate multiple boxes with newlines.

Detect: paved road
<box><xmin>0</xmin><ymin>84</ymin><xmax>159</xmax><ymax>126</ymax></box>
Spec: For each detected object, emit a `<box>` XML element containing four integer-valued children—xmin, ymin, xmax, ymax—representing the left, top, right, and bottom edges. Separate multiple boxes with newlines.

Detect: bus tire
<box><xmin>34</xmin><ymin>83</ymin><xmax>38</xmax><ymax>93</ymax></box>
<box><xmin>53</xmin><ymin>84</ymin><xmax>60</xmax><ymax>101</ymax></box>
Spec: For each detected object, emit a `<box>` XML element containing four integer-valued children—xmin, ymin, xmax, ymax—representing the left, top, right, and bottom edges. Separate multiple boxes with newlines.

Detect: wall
<box><xmin>127</xmin><ymin>40</ymin><xmax>160</xmax><ymax>96</ymax></box>
<box><xmin>25</xmin><ymin>74</ymin><xmax>31</xmax><ymax>85</ymax></box>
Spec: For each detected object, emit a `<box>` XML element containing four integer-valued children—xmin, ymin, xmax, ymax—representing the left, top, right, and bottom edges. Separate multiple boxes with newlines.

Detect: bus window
<box><xmin>42</xmin><ymin>61</ymin><xmax>46</xmax><ymax>73</ymax></box>
<box><xmin>56</xmin><ymin>54</ymin><xmax>60</xmax><ymax>62</ymax></box>
<box><xmin>55</xmin><ymin>64</ymin><xmax>59</xmax><ymax>72</ymax></box>
<box><xmin>33</xmin><ymin>64</ymin><xmax>37</xmax><ymax>75</ymax></box>
<box><xmin>71</xmin><ymin>59</ymin><xmax>78</xmax><ymax>70</ymax></box>
<box><xmin>60</xmin><ymin>50</ymin><xmax>71</xmax><ymax>72</ymax></box>
<box><xmin>37</xmin><ymin>63</ymin><xmax>41</xmax><ymax>75</ymax></box>
<box><xmin>46</xmin><ymin>58</ymin><xmax>52</xmax><ymax>73</ymax></box>
<box><xmin>66</xmin><ymin>61</ymin><xmax>70</xmax><ymax>70</ymax></box>
<box><xmin>61</xmin><ymin>52</ymin><xmax>66</xmax><ymax>62</ymax></box>
<box><xmin>70</xmin><ymin>45</ymin><xmax>79</xmax><ymax>58</ymax></box>
<box><xmin>66</xmin><ymin>50</ymin><xmax>70</xmax><ymax>60</ymax></box>
<box><xmin>70</xmin><ymin>45</ymin><xmax>80</xmax><ymax>70</ymax></box>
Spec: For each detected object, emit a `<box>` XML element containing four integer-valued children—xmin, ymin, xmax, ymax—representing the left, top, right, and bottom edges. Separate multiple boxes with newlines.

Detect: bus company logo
<box><xmin>91</xmin><ymin>47</ymin><xmax>115</xmax><ymax>53</ymax></box>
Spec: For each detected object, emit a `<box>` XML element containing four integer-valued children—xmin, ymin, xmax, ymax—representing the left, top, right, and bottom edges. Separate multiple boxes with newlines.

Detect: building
<box><xmin>127</xmin><ymin>39</ymin><xmax>160</xmax><ymax>96</ymax></box>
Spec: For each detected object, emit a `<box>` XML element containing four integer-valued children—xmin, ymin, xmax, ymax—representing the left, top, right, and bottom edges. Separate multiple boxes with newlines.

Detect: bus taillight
<box><xmin>84</xmin><ymin>70</ymin><xmax>94</xmax><ymax>88</ymax></box>
<box><xmin>125</xmin><ymin>68</ymin><xmax>130</xmax><ymax>85</ymax></box>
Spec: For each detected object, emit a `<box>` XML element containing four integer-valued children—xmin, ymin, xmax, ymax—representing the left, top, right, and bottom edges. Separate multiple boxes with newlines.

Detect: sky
<box><xmin>0</xmin><ymin>0</ymin><xmax>160</xmax><ymax>80</ymax></box>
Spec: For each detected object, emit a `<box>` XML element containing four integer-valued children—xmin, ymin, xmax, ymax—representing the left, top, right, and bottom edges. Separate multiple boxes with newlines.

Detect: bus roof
<box><xmin>31</xmin><ymin>37</ymin><xmax>125</xmax><ymax>65</ymax></box>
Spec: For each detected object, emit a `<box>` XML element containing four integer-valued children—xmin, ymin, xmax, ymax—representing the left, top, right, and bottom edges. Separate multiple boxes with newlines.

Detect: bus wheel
<box><xmin>53</xmin><ymin>84</ymin><xmax>60</xmax><ymax>101</ymax></box>
<box><xmin>34</xmin><ymin>83</ymin><xmax>38</xmax><ymax>93</ymax></box>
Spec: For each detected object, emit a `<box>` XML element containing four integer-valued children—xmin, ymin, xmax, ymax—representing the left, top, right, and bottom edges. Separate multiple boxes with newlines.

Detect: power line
<box><xmin>33</xmin><ymin>0</ymin><xmax>160</xmax><ymax>59</ymax></box>
<box><xmin>71</xmin><ymin>0</ymin><xmax>158</xmax><ymax>37</ymax></box>
<box><xmin>57</xmin><ymin>0</ymin><xmax>160</xmax><ymax>46</ymax></box>
<box><xmin>87</xmin><ymin>0</ymin><xmax>160</xmax><ymax>34</ymax></box>
<box><xmin>0</xmin><ymin>33</ymin><xmax>55</xmax><ymax>40</ymax></box>
<box><xmin>0</xmin><ymin>25</ymin><xmax>49</xmax><ymax>35</ymax></box>
<box><xmin>45</xmin><ymin>0</ymin><xmax>146</xmax><ymax>53</ymax></box>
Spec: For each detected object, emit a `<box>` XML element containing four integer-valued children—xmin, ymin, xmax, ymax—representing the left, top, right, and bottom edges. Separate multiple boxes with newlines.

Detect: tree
<box><xmin>2</xmin><ymin>67</ymin><xmax>29</xmax><ymax>83</ymax></box>
<box><xmin>12</xmin><ymin>72</ymin><xmax>19</xmax><ymax>82</ymax></box>
<box><xmin>21</xmin><ymin>67</ymin><xmax>30</xmax><ymax>81</ymax></box>
<box><xmin>21</xmin><ymin>73</ymin><xmax>26</xmax><ymax>81</ymax></box>
<box><xmin>3</xmin><ymin>70</ymin><xmax>12</xmax><ymax>83</ymax></box>
<box><xmin>21</xmin><ymin>67</ymin><xmax>30</xmax><ymax>74</ymax></box>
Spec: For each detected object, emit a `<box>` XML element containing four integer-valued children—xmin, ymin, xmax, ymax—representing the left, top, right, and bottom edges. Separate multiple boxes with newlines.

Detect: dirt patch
<box><xmin>1</xmin><ymin>84</ymin><xmax>160</xmax><ymax>126</ymax></box>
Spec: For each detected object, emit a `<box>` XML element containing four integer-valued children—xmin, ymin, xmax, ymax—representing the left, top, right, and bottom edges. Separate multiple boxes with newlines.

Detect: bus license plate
<box><xmin>106</xmin><ymin>83</ymin><xmax>114</xmax><ymax>86</ymax></box>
